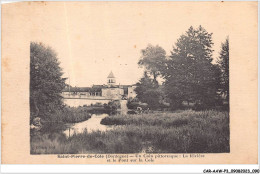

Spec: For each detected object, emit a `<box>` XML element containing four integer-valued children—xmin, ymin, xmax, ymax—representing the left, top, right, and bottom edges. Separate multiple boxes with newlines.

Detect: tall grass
<box><xmin>52</xmin><ymin>106</ymin><xmax>92</xmax><ymax>123</ymax></box>
<box><xmin>34</xmin><ymin>106</ymin><xmax>92</xmax><ymax>133</ymax></box>
<box><xmin>101</xmin><ymin>111</ymin><xmax>191</xmax><ymax>127</ymax></box>
<box><xmin>31</xmin><ymin>110</ymin><xmax>229</xmax><ymax>154</ymax></box>
<box><xmin>61</xmin><ymin>107</ymin><xmax>92</xmax><ymax>123</ymax></box>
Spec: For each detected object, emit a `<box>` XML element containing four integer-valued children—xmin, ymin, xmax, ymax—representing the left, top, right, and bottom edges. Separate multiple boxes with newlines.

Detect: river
<box><xmin>62</xmin><ymin>99</ymin><xmax>128</xmax><ymax>138</ymax></box>
<box><xmin>63</xmin><ymin>114</ymin><xmax>111</xmax><ymax>137</ymax></box>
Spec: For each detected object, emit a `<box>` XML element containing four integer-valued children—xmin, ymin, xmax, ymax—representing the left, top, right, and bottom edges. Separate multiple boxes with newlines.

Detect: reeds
<box><xmin>31</xmin><ymin>110</ymin><xmax>229</xmax><ymax>154</ymax></box>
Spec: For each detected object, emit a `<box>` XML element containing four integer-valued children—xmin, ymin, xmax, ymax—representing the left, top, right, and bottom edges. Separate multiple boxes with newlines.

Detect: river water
<box><xmin>62</xmin><ymin>99</ymin><xmax>128</xmax><ymax>138</ymax></box>
<box><xmin>63</xmin><ymin>114</ymin><xmax>111</xmax><ymax>137</ymax></box>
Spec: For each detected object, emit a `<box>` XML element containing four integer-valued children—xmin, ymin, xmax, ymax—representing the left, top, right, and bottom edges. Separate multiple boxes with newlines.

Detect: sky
<box><xmin>27</xmin><ymin>1</ymin><xmax>230</xmax><ymax>87</ymax></box>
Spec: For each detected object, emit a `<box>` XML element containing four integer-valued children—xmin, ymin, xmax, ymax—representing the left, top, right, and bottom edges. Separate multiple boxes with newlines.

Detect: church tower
<box><xmin>107</xmin><ymin>71</ymin><xmax>116</xmax><ymax>87</ymax></box>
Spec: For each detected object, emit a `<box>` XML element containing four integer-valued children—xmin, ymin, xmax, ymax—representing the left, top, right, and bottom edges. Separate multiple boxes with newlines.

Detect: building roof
<box><xmin>107</xmin><ymin>71</ymin><xmax>115</xmax><ymax>78</ymax></box>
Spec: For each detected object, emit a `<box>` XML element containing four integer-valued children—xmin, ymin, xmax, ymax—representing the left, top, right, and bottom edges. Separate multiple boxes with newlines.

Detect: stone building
<box><xmin>62</xmin><ymin>71</ymin><xmax>137</xmax><ymax>100</ymax></box>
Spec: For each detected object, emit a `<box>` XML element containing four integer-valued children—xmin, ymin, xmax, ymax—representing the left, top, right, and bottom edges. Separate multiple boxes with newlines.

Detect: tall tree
<box><xmin>163</xmin><ymin>26</ymin><xmax>220</xmax><ymax>109</ymax></box>
<box><xmin>135</xmin><ymin>71</ymin><xmax>162</xmax><ymax>109</ymax></box>
<box><xmin>138</xmin><ymin>44</ymin><xmax>166</xmax><ymax>83</ymax></box>
<box><xmin>30</xmin><ymin>42</ymin><xmax>66</xmax><ymax>121</ymax></box>
<box><xmin>217</xmin><ymin>37</ymin><xmax>229</xmax><ymax>103</ymax></box>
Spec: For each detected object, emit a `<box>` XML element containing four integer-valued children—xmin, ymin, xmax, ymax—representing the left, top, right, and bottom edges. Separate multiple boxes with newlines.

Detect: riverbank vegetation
<box><xmin>30</xmin><ymin>26</ymin><xmax>230</xmax><ymax>154</ymax></box>
<box><xmin>32</xmin><ymin>106</ymin><xmax>91</xmax><ymax>134</ymax></box>
<box><xmin>31</xmin><ymin>110</ymin><xmax>229</xmax><ymax>154</ymax></box>
<box><xmin>30</xmin><ymin>43</ymin><xmax>101</xmax><ymax>132</ymax></box>
<box><xmin>52</xmin><ymin>106</ymin><xmax>91</xmax><ymax>123</ymax></box>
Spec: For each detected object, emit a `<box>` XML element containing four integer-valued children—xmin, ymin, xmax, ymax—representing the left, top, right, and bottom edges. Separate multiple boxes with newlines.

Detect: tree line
<box><xmin>134</xmin><ymin>26</ymin><xmax>229</xmax><ymax>110</ymax></box>
<box><xmin>30</xmin><ymin>25</ymin><xmax>229</xmax><ymax>122</ymax></box>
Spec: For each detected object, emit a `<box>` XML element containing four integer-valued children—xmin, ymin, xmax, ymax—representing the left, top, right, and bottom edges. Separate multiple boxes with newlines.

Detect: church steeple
<box><xmin>107</xmin><ymin>71</ymin><xmax>116</xmax><ymax>86</ymax></box>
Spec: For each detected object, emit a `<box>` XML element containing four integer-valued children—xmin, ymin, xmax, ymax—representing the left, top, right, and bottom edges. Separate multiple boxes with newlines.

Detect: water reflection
<box><xmin>63</xmin><ymin>114</ymin><xmax>111</xmax><ymax>137</ymax></box>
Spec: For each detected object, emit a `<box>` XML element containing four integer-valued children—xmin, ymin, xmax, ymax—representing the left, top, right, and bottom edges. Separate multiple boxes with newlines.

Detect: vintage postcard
<box><xmin>1</xmin><ymin>1</ymin><xmax>258</xmax><ymax>164</ymax></box>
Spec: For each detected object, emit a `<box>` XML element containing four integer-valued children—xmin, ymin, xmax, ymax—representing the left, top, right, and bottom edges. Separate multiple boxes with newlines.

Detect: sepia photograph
<box><xmin>1</xmin><ymin>1</ymin><xmax>258</xmax><ymax>165</ymax></box>
<box><xmin>29</xmin><ymin>2</ymin><xmax>230</xmax><ymax>154</ymax></box>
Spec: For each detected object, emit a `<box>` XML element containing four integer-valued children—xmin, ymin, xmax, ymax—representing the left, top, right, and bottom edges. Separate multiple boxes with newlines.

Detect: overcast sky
<box><xmin>28</xmin><ymin>2</ymin><xmax>230</xmax><ymax>87</ymax></box>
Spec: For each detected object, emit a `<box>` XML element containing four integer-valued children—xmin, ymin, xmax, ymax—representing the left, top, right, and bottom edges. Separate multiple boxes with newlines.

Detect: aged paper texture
<box><xmin>1</xmin><ymin>1</ymin><xmax>258</xmax><ymax>164</ymax></box>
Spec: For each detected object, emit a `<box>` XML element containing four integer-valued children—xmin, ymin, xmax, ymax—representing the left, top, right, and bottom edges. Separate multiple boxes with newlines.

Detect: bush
<box><xmin>104</xmin><ymin>100</ymin><xmax>120</xmax><ymax>113</ymax></box>
<box><xmin>91</xmin><ymin>102</ymin><xmax>103</xmax><ymax>107</ymax></box>
<box><xmin>127</xmin><ymin>98</ymin><xmax>139</xmax><ymax>109</ymax></box>
<box><xmin>192</xmin><ymin>102</ymin><xmax>207</xmax><ymax>111</ymax></box>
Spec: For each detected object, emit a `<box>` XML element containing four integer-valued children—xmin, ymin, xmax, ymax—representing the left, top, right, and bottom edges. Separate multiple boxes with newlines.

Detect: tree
<box><xmin>135</xmin><ymin>71</ymin><xmax>162</xmax><ymax>109</ymax></box>
<box><xmin>138</xmin><ymin>44</ymin><xmax>166</xmax><ymax>83</ymax></box>
<box><xmin>30</xmin><ymin>42</ymin><xmax>66</xmax><ymax>121</ymax></box>
<box><xmin>217</xmin><ymin>37</ymin><xmax>229</xmax><ymax>103</ymax></box>
<box><xmin>163</xmin><ymin>26</ymin><xmax>220</xmax><ymax>109</ymax></box>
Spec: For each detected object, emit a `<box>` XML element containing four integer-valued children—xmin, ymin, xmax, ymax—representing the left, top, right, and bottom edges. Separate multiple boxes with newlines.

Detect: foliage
<box><xmin>162</xmin><ymin>26</ymin><xmax>221</xmax><ymax>109</ymax></box>
<box><xmin>101</xmin><ymin>111</ymin><xmax>189</xmax><ymax>127</ymax></box>
<box><xmin>104</xmin><ymin>100</ymin><xmax>121</xmax><ymax>113</ymax></box>
<box><xmin>217</xmin><ymin>37</ymin><xmax>229</xmax><ymax>103</ymax></box>
<box><xmin>126</xmin><ymin>97</ymin><xmax>140</xmax><ymax>109</ymax></box>
<box><xmin>56</xmin><ymin>106</ymin><xmax>91</xmax><ymax>123</ymax></box>
<box><xmin>90</xmin><ymin>102</ymin><xmax>103</xmax><ymax>107</ymax></box>
<box><xmin>35</xmin><ymin>106</ymin><xmax>92</xmax><ymax>133</ymax></box>
<box><xmin>30</xmin><ymin>42</ymin><xmax>66</xmax><ymax>121</ymax></box>
<box><xmin>31</xmin><ymin>110</ymin><xmax>229</xmax><ymax>154</ymax></box>
<box><xmin>138</xmin><ymin>44</ymin><xmax>167</xmax><ymax>82</ymax></box>
<box><xmin>134</xmin><ymin>71</ymin><xmax>163</xmax><ymax>109</ymax></box>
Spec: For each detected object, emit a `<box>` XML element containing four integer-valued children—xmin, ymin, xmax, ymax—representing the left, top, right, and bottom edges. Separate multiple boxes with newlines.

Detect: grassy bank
<box><xmin>60</xmin><ymin>107</ymin><xmax>92</xmax><ymax>123</ymax></box>
<box><xmin>33</xmin><ymin>107</ymin><xmax>92</xmax><ymax>133</ymax></box>
<box><xmin>31</xmin><ymin>110</ymin><xmax>229</xmax><ymax>154</ymax></box>
<box><xmin>44</xmin><ymin>107</ymin><xmax>91</xmax><ymax>123</ymax></box>
<box><xmin>101</xmin><ymin>111</ymin><xmax>189</xmax><ymax>127</ymax></box>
